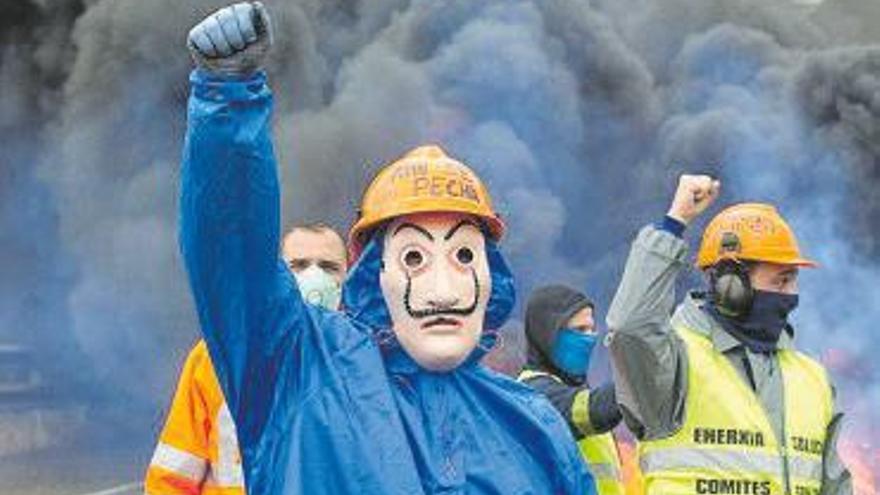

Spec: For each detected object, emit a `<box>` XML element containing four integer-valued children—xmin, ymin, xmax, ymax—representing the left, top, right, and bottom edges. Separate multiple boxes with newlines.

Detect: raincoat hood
<box><xmin>341</xmin><ymin>230</ymin><xmax>516</xmax><ymax>366</ymax></box>
<box><xmin>525</xmin><ymin>284</ymin><xmax>593</xmax><ymax>380</ymax></box>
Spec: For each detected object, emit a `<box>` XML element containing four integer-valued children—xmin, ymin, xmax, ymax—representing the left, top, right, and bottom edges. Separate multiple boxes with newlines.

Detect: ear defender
<box><xmin>709</xmin><ymin>259</ymin><xmax>753</xmax><ymax>319</ymax></box>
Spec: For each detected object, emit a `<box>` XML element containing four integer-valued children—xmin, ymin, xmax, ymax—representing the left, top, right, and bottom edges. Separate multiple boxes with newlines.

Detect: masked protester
<box><xmin>176</xmin><ymin>3</ymin><xmax>595</xmax><ymax>494</ymax></box>
<box><xmin>144</xmin><ymin>224</ymin><xmax>346</xmax><ymax>495</ymax></box>
<box><xmin>607</xmin><ymin>175</ymin><xmax>852</xmax><ymax>494</ymax></box>
<box><xmin>519</xmin><ymin>285</ymin><xmax>638</xmax><ymax>495</ymax></box>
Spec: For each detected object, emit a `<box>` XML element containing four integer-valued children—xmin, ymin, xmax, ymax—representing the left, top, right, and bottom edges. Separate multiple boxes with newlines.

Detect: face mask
<box><xmin>712</xmin><ymin>290</ymin><xmax>799</xmax><ymax>352</ymax></box>
<box><xmin>551</xmin><ymin>328</ymin><xmax>598</xmax><ymax>377</ymax></box>
<box><xmin>294</xmin><ymin>265</ymin><xmax>341</xmax><ymax>310</ymax></box>
<box><xmin>380</xmin><ymin>213</ymin><xmax>491</xmax><ymax>372</ymax></box>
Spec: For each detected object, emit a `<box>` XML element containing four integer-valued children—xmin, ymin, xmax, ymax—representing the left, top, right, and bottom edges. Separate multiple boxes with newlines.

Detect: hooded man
<box><xmin>145</xmin><ymin>223</ymin><xmax>347</xmax><ymax>494</ymax></box>
<box><xmin>519</xmin><ymin>285</ymin><xmax>633</xmax><ymax>495</ymax></box>
<box><xmin>177</xmin><ymin>3</ymin><xmax>595</xmax><ymax>494</ymax></box>
<box><xmin>607</xmin><ymin>174</ymin><xmax>852</xmax><ymax>494</ymax></box>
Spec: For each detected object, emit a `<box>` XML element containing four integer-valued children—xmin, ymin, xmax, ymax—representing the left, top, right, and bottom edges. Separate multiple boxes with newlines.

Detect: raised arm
<box><xmin>179</xmin><ymin>2</ymin><xmax>307</xmax><ymax>450</ymax></box>
<box><xmin>605</xmin><ymin>175</ymin><xmax>719</xmax><ymax>439</ymax></box>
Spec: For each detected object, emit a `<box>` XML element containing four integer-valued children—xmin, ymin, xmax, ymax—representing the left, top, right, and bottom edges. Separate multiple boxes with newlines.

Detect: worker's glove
<box><xmin>187</xmin><ymin>1</ymin><xmax>272</xmax><ymax>76</ymax></box>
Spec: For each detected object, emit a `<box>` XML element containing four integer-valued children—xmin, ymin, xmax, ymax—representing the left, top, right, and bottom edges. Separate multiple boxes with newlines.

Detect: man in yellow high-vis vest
<box><xmin>144</xmin><ymin>223</ymin><xmax>347</xmax><ymax>495</ymax></box>
<box><xmin>606</xmin><ymin>174</ymin><xmax>852</xmax><ymax>494</ymax></box>
<box><xmin>518</xmin><ymin>285</ymin><xmax>641</xmax><ymax>495</ymax></box>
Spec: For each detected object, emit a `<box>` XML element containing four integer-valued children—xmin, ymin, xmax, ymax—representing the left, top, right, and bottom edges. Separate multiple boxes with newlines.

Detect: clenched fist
<box><xmin>666</xmin><ymin>174</ymin><xmax>721</xmax><ymax>225</ymax></box>
<box><xmin>187</xmin><ymin>2</ymin><xmax>272</xmax><ymax>76</ymax></box>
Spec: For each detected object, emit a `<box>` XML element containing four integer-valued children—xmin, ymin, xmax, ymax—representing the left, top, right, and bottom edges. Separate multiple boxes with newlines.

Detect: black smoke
<box><xmin>1</xmin><ymin>0</ymin><xmax>878</xmax><ymax>473</ymax></box>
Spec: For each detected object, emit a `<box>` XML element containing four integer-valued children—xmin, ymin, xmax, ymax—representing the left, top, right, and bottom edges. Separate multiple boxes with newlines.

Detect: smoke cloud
<box><xmin>2</xmin><ymin>0</ymin><xmax>878</xmax><ymax>481</ymax></box>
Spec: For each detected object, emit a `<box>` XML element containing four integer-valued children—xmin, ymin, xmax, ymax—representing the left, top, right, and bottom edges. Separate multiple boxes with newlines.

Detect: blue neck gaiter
<box><xmin>551</xmin><ymin>328</ymin><xmax>598</xmax><ymax>377</ymax></box>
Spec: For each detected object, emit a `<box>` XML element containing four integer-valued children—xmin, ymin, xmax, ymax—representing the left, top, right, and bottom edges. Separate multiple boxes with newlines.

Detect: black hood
<box><xmin>524</xmin><ymin>284</ymin><xmax>593</xmax><ymax>380</ymax></box>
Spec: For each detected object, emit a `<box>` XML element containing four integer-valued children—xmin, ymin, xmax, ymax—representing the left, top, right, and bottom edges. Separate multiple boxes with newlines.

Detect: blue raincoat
<box><xmin>179</xmin><ymin>69</ymin><xmax>595</xmax><ymax>495</ymax></box>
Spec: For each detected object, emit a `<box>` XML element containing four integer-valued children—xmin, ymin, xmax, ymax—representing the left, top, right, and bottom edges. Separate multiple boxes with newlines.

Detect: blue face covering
<box><xmin>551</xmin><ymin>328</ymin><xmax>598</xmax><ymax>376</ymax></box>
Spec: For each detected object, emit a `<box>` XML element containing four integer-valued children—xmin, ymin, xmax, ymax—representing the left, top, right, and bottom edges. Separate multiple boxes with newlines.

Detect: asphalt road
<box><xmin>0</xmin><ymin>432</ymin><xmax>151</xmax><ymax>495</ymax></box>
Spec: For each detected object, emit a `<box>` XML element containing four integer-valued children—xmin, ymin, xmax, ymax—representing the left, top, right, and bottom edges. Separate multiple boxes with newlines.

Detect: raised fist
<box><xmin>187</xmin><ymin>2</ymin><xmax>272</xmax><ymax>76</ymax></box>
<box><xmin>666</xmin><ymin>174</ymin><xmax>721</xmax><ymax>225</ymax></box>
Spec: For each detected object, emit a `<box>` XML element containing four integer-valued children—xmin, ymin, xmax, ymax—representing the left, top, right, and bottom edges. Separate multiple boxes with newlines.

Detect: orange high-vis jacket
<box><xmin>145</xmin><ymin>341</ymin><xmax>244</xmax><ymax>495</ymax></box>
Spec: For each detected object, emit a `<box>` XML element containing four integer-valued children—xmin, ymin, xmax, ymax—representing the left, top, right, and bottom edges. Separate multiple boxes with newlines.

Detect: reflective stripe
<box><xmin>149</xmin><ymin>442</ymin><xmax>208</xmax><ymax>481</ymax></box>
<box><xmin>788</xmin><ymin>455</ymin><xmax>822</xmax><ymax>480</ymax></box>
<box><xmin>571</xmin><ymin>389</ymin><xmax>592</xmax><ymax>435</ymax></box>
<box><xmin>640</xmin><ymin>448</ymin><xmax>783</xmax><ymax>477</ymax></box>
<box><xmin>589</xmin><ymin>461</ymin><xmax>622</xmax><ymax>481</ymax></box>
<box><xmin>519</xmin><ymin>370</ymin><xmax>594</xmax><ymax>434</ymax></box>
<box><xmin>211</xmin><ymin>403</ymin><xmax>245</xmax><ymax>488</ymax></box>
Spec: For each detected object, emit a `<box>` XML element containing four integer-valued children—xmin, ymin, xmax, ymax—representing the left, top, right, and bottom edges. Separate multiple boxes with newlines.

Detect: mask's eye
<box><xmin>401</xmin><ymin>247</ymin><xmax>427</xmax><ymax>271</ymax></box>
<box><xmin>455</xmin><ymin>247</ymin><xmax>474</xmax><ymax>265</ymax></box>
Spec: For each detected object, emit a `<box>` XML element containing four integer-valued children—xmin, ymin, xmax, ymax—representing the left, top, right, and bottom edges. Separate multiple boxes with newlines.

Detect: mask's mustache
<box><xmin>404</xmin><ymin>269</ymin><xmax>480</xmax><ymax>319</ymax></box>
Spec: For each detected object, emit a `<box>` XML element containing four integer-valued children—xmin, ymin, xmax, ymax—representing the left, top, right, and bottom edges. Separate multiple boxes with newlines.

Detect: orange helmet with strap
<box><xmin>696</xmin><ymin>203</ymin><xmax>817</xmax><ymax>269</ymax></box>
<box><xmin>348</xmin><ymin>145</ymin><xmax>505</xmax><ymax>260</ymax></box>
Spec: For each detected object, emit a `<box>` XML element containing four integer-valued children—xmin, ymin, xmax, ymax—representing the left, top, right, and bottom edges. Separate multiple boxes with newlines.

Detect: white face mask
<box><xmin>380</xmin><ymin>212</ymin><xmax>491</xmax><ymax>372</ymax></box>
<box><xmin>294</xmin><ymin>265</ymin><xmax>342</xmax><ymax>310</ymax></box>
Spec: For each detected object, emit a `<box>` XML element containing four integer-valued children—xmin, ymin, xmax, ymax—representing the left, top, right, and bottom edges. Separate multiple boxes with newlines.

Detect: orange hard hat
<box><xmin>348</xmin><ymin>144</ymin><xmax>505</xmax><ymax>258</ymax></box>
<box><xmin>696</xmin><ymin>203</ymin><xmax>817</xmax><ymax>269</ymax></box>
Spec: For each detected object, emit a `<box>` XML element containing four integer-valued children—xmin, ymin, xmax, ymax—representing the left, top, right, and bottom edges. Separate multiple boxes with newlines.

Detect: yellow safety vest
<box><xmin>578</xmin><ymin>428</ymin><xmax>627</xmax><ymax>495</ymax></box>
<box><xmin>519</xmin><ymin>369</ymin><xmax>626</xmax><ymax>495</ymax></box>
<box><xmin>639</xmin><ymin>327</ymin><xmax>832</xmax><ymax>495</ymax></box>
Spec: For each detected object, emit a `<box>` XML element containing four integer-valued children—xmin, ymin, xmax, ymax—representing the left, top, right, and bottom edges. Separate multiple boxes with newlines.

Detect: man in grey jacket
<box><xmin>607</xmin><ymin>174</ymin><xmax>851</xmax><ymax>494</ymax></box>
